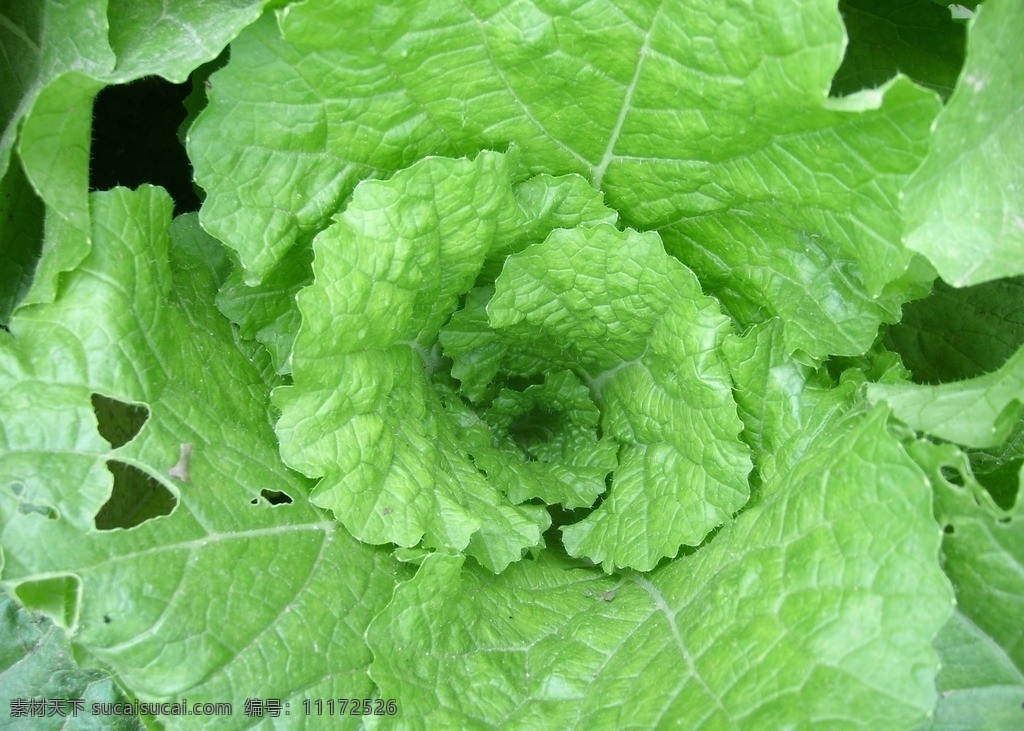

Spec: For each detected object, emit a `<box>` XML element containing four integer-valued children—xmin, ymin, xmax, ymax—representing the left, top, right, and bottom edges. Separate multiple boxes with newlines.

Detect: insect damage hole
<box><xmin>95</xmin><ymin>461</ymin><xmax>176</xmax><ymax>530</ymax></box>
<box><xmin>250</xmin><ymin>489</ymin><xmax>293</xmax><ymax>506</ymax></box>
<box><xmin>9</xmin><ymin>480</ymin><xmax>58</xmax><ymax>520</ymax></box>
<box><xmin>91</xmin><ymin>393</ymin><xmax>149</xmax><ymax>448</ymax></box>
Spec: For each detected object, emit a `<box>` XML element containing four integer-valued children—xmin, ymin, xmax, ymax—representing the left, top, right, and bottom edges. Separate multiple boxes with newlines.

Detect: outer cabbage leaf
<box><xmin>907</xmin><ymin>441</ymin><xmax>1024</xmax><ymax>729</ymax></box>
<box><xmin>901</xmin><ymin>0</ymin><xmax>1024</xmax><ymax>286</ymax></box>
<box><xmin>2</xmin><ymin>0</ymin><xmax>271</xmax><ymax>313</ymax></box>
<box><xmin>366</xmin><ymin>407</ymin><xmax>952</xmax><ymax>729</ymax></box>
<box><xmin>924</xmin><ymin>611</ymin><xmax>1024</xmax><ymax>731</ymax></box>
<box><xmin>104</xmin><ymin>0</ymin><xmax>267</xmax><ymax>84</ymax></box>
<box><xmin>488</xmin><ymin>224</ymin><xmax>751</xmax><ymax>571</ymax></box>
<box><xmin>0</xmin><ymin>1</ymin><xmax>112</xmax><ymax>185</ymax></box>
<box><xmin>190</xmin><ymin>0</ymin><xmax>940</xmax><ymax>357</ymax></box>
<box><xmin>867</xmin><ymin>344</ymin><xmax>1024</xmax><ymax>448</ymax></box>
<box><xmin>0</xmin><ymin>187</ymin><xmax>406</xmax><ymax>730</ymax></box>
<box><xmin>0</xmin><ymin>593</ymin><xmax>141</xmax><ymax>731</ymax></box>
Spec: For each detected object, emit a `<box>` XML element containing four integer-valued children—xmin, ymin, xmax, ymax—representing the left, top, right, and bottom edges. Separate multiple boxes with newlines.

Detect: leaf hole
<box><xmin>466</xmin><ymin>453</ymin><xmax>488</xmax><ymax>477</ymax></box>
<box><xmin>940</xmin><ymin>465</ymin><xmax>965</xmax><ymax>487</ymax></box>
<box><xmin>943</xmin><ymin>524</ymin><xmax>955</xmax><ymax>535</ymax></box>
<box><xmin>91</xmin><ymin>393</ymin><xmax>149</xmax><ymax>449</ymax></box>
<box><xmin>256</xmin><ymin>489</ymin><xmax>293</xmax><ymax>506</ymax></box>
<box><xmin>973</xmin><ymin>456</ymin><xmax>1021</xmax><ymax>511</ymax></box>
<box><xmin>9</xmin><ymin>480</ymin><xmax>58</xmax><ymax>519</ymax></box>
<box><xmin>503</xmin><ymin>374</ymin><xmax>546</xmax><ymax>391</ymax></box>
<box><xmin>95</xmin><ymin>461</ymin><xmax>176</xmax><ymax>530</ymax></box>
<box><xmin>18</xmin><ymin>502</ymin><xmax>58</xmax><ymax>519</ymax></box>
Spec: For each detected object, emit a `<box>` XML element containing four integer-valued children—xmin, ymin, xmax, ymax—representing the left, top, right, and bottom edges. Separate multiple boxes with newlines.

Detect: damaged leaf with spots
<box><xmin>3</xmin><ymin>0</ymin><xmax>1021</xmax><ymax>728</ymax></box>
<box><xmin>0</xmin><ymin>189</ymin><xmax>406</xmax><ymax>726</ymax></box>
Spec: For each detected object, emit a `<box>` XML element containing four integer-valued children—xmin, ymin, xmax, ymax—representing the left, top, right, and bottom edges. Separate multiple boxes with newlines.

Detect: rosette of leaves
<box><xmin>274</xmin><ymin>151</ymin><xmax>752</xmax><ymax>572</ymax></box>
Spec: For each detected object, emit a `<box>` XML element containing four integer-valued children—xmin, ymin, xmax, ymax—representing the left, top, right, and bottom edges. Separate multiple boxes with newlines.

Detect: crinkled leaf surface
<box><xmin>190</xmin><ymin>0</ymin><xmax>940</xmax><ymax>358</ymax></box>
<box><xmin>366</xmin><ymin>408</ymin><xmax>952</xmax><ymax>729</ymax></box>
<box><xmin>0</xmin><ymin>187</ymin><xmax>406</xmax><ymax>729</ymax></box>
<box><xmin>901</xmin><ymin>0</ymin><xmax>1024</xmax><ymax>286</ymax></box>
<box><xmin>722</xmin><ymin>319</ymin><xmax>860</xmax><ymax>493</ymax></box>
<box><xmin>480</xmin><ymin>370</ymin><xmax>617</xmax><ymax>510</ymax></box>
<box><xmin>488</xmin><ymin>223</ymin><xmax>750</xmax><ymax>570</ymax></box>
<box><xmin>275</xmin><ymin>153</ymin><xmax>552</xmax><ymax>573</ymax></box>
<box><xmin>277</xmin><ymin>153</ymin><xmax>751</xmax><ymax>573</ymax></box>
<box><xmin>3</xmin><ymin>0</ymin><xmax>1012</xmax><ymax>727</ymax></box>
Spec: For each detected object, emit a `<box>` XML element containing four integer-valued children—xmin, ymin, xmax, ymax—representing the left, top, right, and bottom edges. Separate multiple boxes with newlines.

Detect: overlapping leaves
<box><xmin>3</xmin><ymin>0</ymin><xmax>1022</xmax><ymax>729</ymax></box>
<box><xmin>191</xmin><ymin>0</ymin><xmax>940</xmax><ymax>360</ymax></box>
<box><xmin>274</xmin><ymin>151</ymin><xmax>751</xmax><ymax>572</ymax></box>
<box><xmin>0</xmin><ymin>188</ymin><xmax>406</xmax><ymax>729</ymax></box>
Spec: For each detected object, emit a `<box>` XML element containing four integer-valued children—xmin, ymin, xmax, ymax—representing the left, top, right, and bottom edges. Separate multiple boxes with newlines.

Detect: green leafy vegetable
<box><xmin>0</xmin><ymin>593</ymin><xmax>143</xmax><ymax>731</ymax></box>
<box><xmin>488</xmin><ymin>223</ymin><xmax>750</xmax><ymax>570</ymax></box>
<box><xmin>2</xmin><ymin>0</ymin><xmax>1022</xmax><ymax>729</ymax></box>
<box><xmin>1</xmin><ymin>189</ymin><xmax>407</xmax><ymax>727</ymax></box>
<box><xmin>901</xmin><ymin>0</ymin><xmax>1024</xmax><ymax>286</ymax></box>
<box><xmin>908</xmin><ymin>441</ymin><xmax>1024</xmax><ymax>730</ymax></box>
<box><xmin>367</xmin><ymin>408</ymin><xmax>950</xmax><ymax>729</ymax></box>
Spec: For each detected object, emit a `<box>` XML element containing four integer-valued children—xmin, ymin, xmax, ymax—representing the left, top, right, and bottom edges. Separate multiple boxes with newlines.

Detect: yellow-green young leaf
<box><xmin>274</xmin><ymin>153</ymin><xmax>552</xmax><ymax>574</ymax></box>
<box><xmin>277</xmin><ymin>153</ymin><xmax>750</xmax><ymax>573</ymax></box>
<box><xmin>488</xmin><ymin>224</ymin><xmax>751</xmax><ymax>571</ymax></box>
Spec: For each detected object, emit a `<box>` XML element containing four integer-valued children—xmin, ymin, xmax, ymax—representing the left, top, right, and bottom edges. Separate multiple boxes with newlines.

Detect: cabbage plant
<box><xmin>1</xmin><ymin>1</ymin><xmax>1022</xmax><ymax>729</ymax></box>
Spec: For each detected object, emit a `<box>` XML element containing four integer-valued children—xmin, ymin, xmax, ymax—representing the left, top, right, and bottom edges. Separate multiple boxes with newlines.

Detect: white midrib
<box><xmin>631</xmin><ymin>572</ymin><xmax>730</xmax><ymax>722</ymax></box>
<box><xmin>582</xmin><ymin>352</ymin><xmax>647</xmax><ymax>404</ymax></box>
<box><xmin>592</xmin><ymin>5</ymin><xmax>662</xmax><ymax>188</ymax></box>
